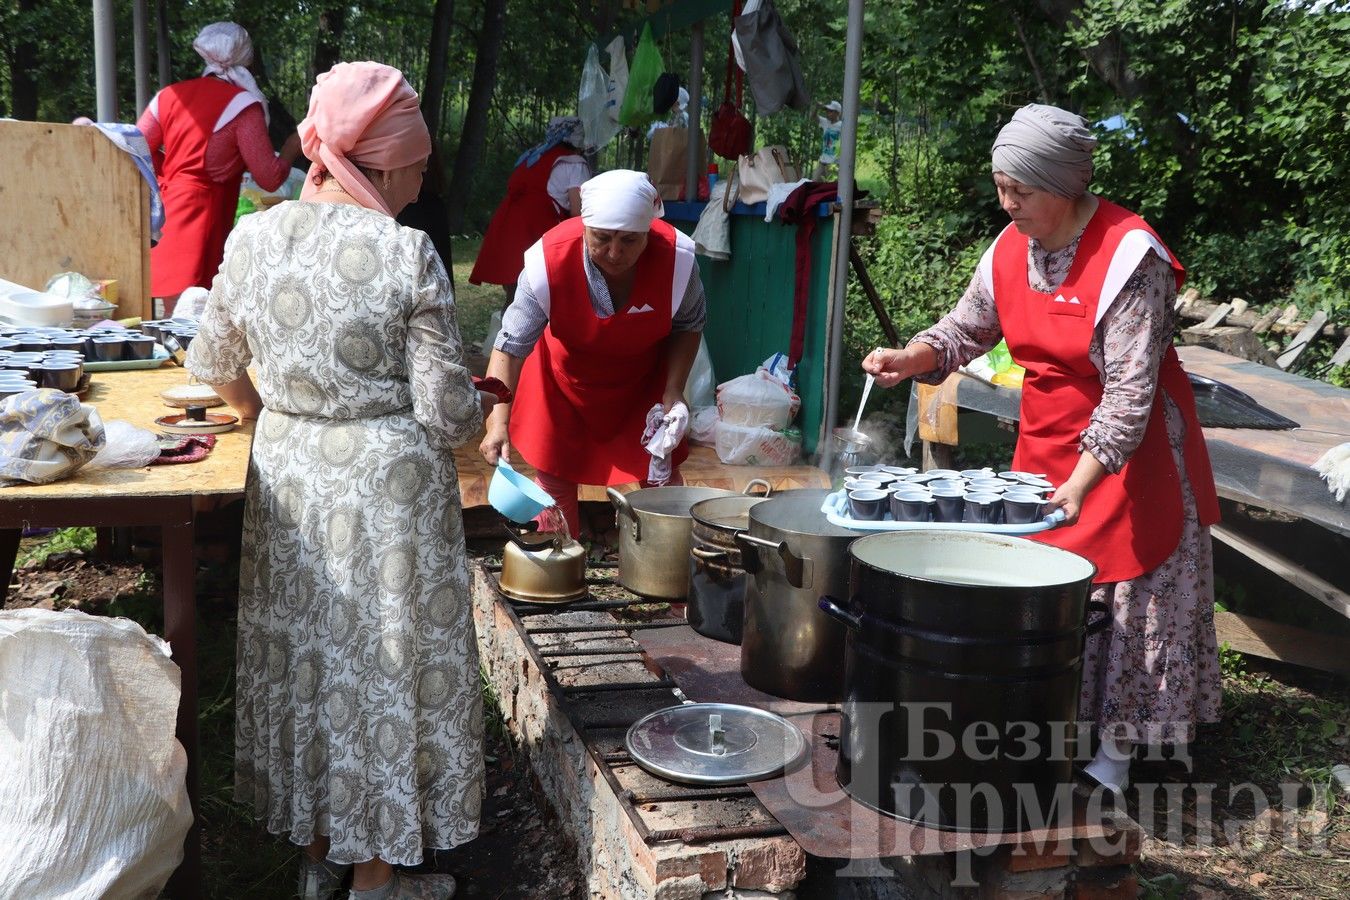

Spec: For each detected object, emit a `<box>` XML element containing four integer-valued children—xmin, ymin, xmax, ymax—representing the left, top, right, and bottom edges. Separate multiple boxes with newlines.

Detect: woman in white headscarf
<box><xmin>863</xmin><ymin>103</ymin><xmax>1222</xmax><ymax>795</ymax></box>
<box><xmin>136</xmin><ymin>22</ymin><xmax>302</xmax><ymax>314</ymax></box>
<box><xmin>478</xmin><ymin>169</ymin><xmax>706</xmax><ymax>537</ymax></box>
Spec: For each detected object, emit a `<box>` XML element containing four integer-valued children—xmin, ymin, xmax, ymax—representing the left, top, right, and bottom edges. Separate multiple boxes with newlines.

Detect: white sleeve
<box><xmin>546</xmin><ymin>156</ymin><xmax>590</xmax><ymax>212</ymax></box>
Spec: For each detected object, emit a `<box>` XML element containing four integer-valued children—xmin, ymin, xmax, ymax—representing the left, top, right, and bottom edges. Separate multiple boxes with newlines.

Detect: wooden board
<box><xmin>1215</xmin><ymin>610</ymin><xmax>1350</xmax><ymax>675</ymax></box>
<box><xmin>0</xmin><ymin>120</ymin><xmax>151</xmax><ymax>320</ymax></box>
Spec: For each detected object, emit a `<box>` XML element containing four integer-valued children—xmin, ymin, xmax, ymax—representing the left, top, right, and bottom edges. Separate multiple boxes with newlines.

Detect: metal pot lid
<box><xmin>625</xmin><ymin>702</ymin><xmax>807</xmax><ymax>786</ymax></box>
<box><xmin>690</xmin><ymin>495</ymin><xmax>769</xmax><ymax>531</ymax></box>
<box><xmin>622</xmin><ymin>486</ymin><xmax>737</xmax><ymax>517</ymax></box>
<box><xmin>749</xmin><ymin>489</ymin><xmax>859</xmax><ymax>538</ymax></box>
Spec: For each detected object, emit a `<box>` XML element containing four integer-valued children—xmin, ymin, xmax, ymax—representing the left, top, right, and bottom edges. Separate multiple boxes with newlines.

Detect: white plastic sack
<box><xmin>88</xmin><ymin>420</ymin><xmax>163</xmax><ymax>470</ymax></box>
<box><xmin>714</xmin><ymin>420</ymin><xmax>800</xmax><ymax>466</ymax></box>
<box><xmin>0</xmin><ymin>609</ymin><xmax>192</xmax><ymax>899</ymax></box>
<box><xmin>716</xmin><ymin>369</ymin><xmax>800</xmax><ymax>429</ymax></box>
<box><xmin>690</xmin><ymin>406</ymin><xmax>719</xmax><ymax>446</ymax></box>
<box><xmin>683</xmin><ymin>336</ymin><xmax>717</xmax><ymax>411</ymax></box>
<box><xmin>605</xmin><ymin>35</ymin><xmax>629</xmax><ymax>125</ymax></box>
<box><xmin>579</xmin><ymin>44</ymin><xmax>620</xmax><ymax>152</ymax></box>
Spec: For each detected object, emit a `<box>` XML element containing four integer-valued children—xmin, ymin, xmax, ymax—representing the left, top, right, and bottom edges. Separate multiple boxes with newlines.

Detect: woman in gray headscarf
<box><xmin>864</xmin><ymin>103</ymin><xmax>1222</xmax><ymax>795</ymax></box>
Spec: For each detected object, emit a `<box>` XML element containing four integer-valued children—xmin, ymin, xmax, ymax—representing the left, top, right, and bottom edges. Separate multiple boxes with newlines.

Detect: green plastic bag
<box><xmin>619</xmin><ymin>24</ymin><xmax>663</xmax><ymax>128</ymax></box>
<box><xmin>986</xmin><ymin>339</ymin><xmax>1013</xmax><ymax>374</ymax></box>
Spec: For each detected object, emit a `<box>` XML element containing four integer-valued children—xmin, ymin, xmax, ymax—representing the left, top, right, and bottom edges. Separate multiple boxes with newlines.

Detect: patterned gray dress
<box><xmin>187</xmin><ymin>201</ymin><xmax>486</xmax><ymax>865</ymax></box>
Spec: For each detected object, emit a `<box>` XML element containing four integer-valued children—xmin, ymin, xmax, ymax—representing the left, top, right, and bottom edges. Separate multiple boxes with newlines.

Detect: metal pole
<box><xmin>685</xmin><ymin>21</ymin><xmax>704</xmax><ymax>202</ymax></box>
<box><xmin>133</xmin><ymin>0</ymin><xmax>150</xmax><ymax>114</ymax></box>
<box><xmin>93</xmin><ymin>0</ymin><xmax>118</xmax><ymax>121</ymax></box>
<box><xmin>156</xmin><ymin>0</ymin><xmax>171</xmax><ymax>90</ymax></box>
<box><xmin>820</xmin><ymin>0</ymin><xmax>865</xmax><ymax>471</ymax></box>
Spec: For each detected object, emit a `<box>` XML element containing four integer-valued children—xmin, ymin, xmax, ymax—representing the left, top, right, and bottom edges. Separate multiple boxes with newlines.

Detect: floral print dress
<box><xmin>912</xmin><ymin>228</ymin><xmax>1221</xmax><ymax>745</ymax></box>
<box><xmin>187</xmin><ymin>201</ymin><xmax>486</xmax><ymax>864</ymax></box>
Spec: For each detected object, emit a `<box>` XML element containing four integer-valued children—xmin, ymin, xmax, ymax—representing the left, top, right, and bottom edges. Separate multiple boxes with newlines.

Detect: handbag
<box><xmin>708</xmin><ymin>1</ymin><xmax>753</xmax><ymax>160</ymax></box>
<box><xmin>725</xmin><ymin>145</ymin><xmax>795</xmax><ymax>208</ymax></box>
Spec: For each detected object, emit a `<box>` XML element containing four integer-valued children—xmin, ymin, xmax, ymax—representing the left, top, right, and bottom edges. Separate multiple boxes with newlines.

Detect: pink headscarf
<box><xmin>298</xmin><ymin>61</ymin><xmax>431</xmax><ymax>215</ymax></box>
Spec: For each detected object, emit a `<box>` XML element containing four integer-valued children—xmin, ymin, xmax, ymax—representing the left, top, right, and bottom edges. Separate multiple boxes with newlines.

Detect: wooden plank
<box><xmin>1276</xmin><ymin>309</ymin><xmax>1329</xmax><ymax>369</ymax></box>
<box><xmin>0</xmin><ymin>120</ymin><xmax>151</xmax><ymax>320</ymax></box>
<box><xmin>1211</xmin><ymin>523</ymin><xmax>1350</xmax><ymax>619</ymax></box>
<box><xmin>1330</xmin><ymin>334</ymin><xmax>1350</xmax><ymax>369</ymax></box>
<box><xmin>1251</xmin><ymin>307</ymin><xmax>1282</xmax><ymax>334</ymax></box>
<box><xmin>1197</xmin><ymin>301</ymin><xmax>1233</xmax><ymax>330</ymax></box>
<box><xmin>1215</xmin><ymin>610</ymin><xmax>1350</xmax><ymax>675</ymax></box>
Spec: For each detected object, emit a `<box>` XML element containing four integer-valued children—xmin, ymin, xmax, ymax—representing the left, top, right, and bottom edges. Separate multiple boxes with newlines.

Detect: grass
<box><xmin>448</xmin><ymin>235</ymin><xmax>506</xmax><ymax>355</ymax></box>
<box><xmin>17</xmin><ymin>526</ymin><xmax>95</xmax><ymax>567</ymax></box>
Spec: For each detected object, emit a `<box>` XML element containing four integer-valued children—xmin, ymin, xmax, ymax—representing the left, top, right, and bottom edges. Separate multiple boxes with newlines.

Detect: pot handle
<box><xmin>607</xmin><ymin>487</ymin><xmax>641</xmax><ymax>542</ymax></box>
<box><xmin>1084</xmin><ymin>600</ymin><xmax>1112</xmax><ymax>637</ymax></box>
<box><xmin>741</xmin><ymin>478</ymin><xmax>773</xmax><ymax>497</ymax></box>
<box><xmin>733</xmin><ymin>532</ymin><xmax>811</xmax><ymax>588</ymax></box>
<box><xmin>690</xmin><ymin>547</ymin><xmax>732</xmax><ymax>564</ymax></box>
<box><xmin>818</xmin><ymin>595</ymin><xmax>862</xmax><ymax>629</ymax></box>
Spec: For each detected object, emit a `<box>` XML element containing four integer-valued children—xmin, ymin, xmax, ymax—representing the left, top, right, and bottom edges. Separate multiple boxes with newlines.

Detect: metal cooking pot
<box><xmin>734</xmin><ymin>489</ymin><xmax>859</xmax><ymax>702</ymax></box>
<box><xmin>818</xmin><ymin>531</ymin><xmax>1103</xmax><ymax>832</ymax></box>
<box><xmin>608</xmin><ymin>480</ymin><xmax>770</xmax><ymax>600</ymax></box>
<box><xmin>497</xmin><ymin>526</ymin><xmax>588</xmax><ymax>604</ymax></box>
<box><xmin>687</xmin><ymin>490</ymin><xmax>773</xmax><ymax>644</ymax></box>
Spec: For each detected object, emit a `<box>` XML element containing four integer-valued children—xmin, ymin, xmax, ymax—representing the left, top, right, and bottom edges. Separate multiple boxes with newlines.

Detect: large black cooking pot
<box><xmin>819</xmin><ymin>530</ymin><xmax>1105</xmax><ymax>833</ymax></box>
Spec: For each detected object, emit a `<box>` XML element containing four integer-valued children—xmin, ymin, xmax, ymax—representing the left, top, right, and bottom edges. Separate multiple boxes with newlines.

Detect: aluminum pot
<box><xmin>687</xmin><ymin>488</ymin><xmax>773</xmax><ymax>644</ymax></box>
<box><xmin>734</xmin><ymin>489</ymin><xmax>860</xmax><ymax>702</ymax></box>
<box><xmin>608</xmin><ymin>481</ymin><xmax>769</xmax><ymax>600</ymax></box>
<box><xmin>818</xmin><ymin>531</ymin><xmax>1104</xmax><ymax>832</ymax></box>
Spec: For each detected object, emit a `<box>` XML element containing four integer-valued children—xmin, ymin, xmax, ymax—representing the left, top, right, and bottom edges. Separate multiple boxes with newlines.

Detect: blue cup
<box><xmin>488</xmin><ymin>460</ymin><xmax>555</xmax><ymax>523</ymax></box>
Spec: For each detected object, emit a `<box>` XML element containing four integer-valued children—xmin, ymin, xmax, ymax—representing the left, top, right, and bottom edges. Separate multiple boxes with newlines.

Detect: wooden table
<box><xmin>0</xmin><ymin>364</ymin><xmax>253</xmax><ymax>897</ymax></box>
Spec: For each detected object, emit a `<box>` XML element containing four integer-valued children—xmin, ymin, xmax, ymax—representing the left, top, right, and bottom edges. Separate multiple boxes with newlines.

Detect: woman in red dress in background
<box><xmin>136</xmin><ymin>22</ymin><xmax>301</xmax><ymax>315</ymax></box>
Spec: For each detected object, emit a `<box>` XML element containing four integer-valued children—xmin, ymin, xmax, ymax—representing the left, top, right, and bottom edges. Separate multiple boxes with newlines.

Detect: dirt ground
<box><xmin>5</xmin><ymin>520</ymin><xmax>1347</xmax><ymax>899</ymax></box>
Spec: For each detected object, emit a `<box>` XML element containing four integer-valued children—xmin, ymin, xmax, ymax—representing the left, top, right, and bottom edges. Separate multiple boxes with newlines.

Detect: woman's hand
<box><xmin>479</xmin><ymin>418</ymin><xmax>511</xmax><ymax>465</ymax></box>
<box><xmin>861</xmin><ymin>344</ymin><xmax>937</xmax><ymax>389</ymax></box>
<box><xmin>1045</xmin><ymin>481</ymin><xmax>1088</xmax><ymax>526</ymax></box>
<box><xmin>661</xmin><ymin>388</ymin><xmax>687</xmax><ymax>415</ymax></box>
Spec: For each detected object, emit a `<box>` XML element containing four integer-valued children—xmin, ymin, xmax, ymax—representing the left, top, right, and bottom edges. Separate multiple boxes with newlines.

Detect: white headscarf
<box><xmin>580</xmin><ymin>170</ymin><xmax>664</xmax><ymax>232</ymax></box>
<box><xmin>193</xmin><ymin>22</ymin><xmax>269</xmax><ymax>125</ymax></box>
<box><xmin>990</xmin><ymin>103</ymin><xmax>1097</xmax><ymax>199</ymax></box>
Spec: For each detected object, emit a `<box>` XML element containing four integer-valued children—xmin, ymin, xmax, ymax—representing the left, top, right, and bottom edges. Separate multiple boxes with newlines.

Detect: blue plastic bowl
<box><xmin>488</xmin><ymin>459</ymin><xmax>555</xmax><ymax>523</ymax></box>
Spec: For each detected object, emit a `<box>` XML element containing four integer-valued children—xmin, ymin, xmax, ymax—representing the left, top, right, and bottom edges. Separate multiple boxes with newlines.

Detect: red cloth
<box><xmin>778</xmin><ymin>181</ymin><xmax>840</xmax><ymax>368</ymax></box>
<box><xmin>148</xmin><ymin>77</ymin><xmax>250</xmax><ymax>297</ymax></box>
<box><xmin>469</xmin><ymin>145</ymin><xmax>573</xmax><ymax>286</ymax></box>
<box><xmin>151</xmin><ymin>434</ymin><xmax>217</xmax><ymax>465</ymax></box>
<box><xmin>509</xmin><ymin>218</ymin><xmax>688</xmax><ymax>484</ymax></box>
<box><xmin>992</xmin><ymin>198</ymin><xmax>1220</xmax><ymax>583</ymax></box>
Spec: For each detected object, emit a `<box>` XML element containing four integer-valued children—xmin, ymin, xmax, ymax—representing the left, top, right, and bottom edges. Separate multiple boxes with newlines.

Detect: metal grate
<box><xmin>490</xmin><ymin>567</ymin><xmax>789</xmax><ymax>846</ymax></box>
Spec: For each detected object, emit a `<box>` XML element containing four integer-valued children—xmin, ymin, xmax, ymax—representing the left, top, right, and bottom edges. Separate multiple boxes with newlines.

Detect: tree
<box><xmin>446</xmin><ymin>0</ymin><xmax>507</xmax><ymax>231</ymax></box>
<box><xmin>421</xmin><ymin>0</ymin><xmax>455</xmax><ymax>141</ymax></box>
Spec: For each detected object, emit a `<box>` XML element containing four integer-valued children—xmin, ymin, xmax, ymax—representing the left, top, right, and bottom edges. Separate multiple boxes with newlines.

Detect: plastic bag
<box><xmin>0</xmin><ymin>609</ymin><xmax>193</xmax><ymax>898</ymax></box>
<box><xmin>683</xmin><ymin>336</ymin><xmax>717</xmax><ymax>411</ymax></box>
<box><xmin>579</xmin><ymin>44</ymin><xmax>620</xmax><ymax>152</ymax></box>
<box><xmin>605</xmin><ymin>35</ymin><xmax>629</xmax><ymax>124</ymax></box>
<box><xmin>690</xmin><ymin>406</ymin><xmax>719</xmax><ymax>446</ymax></box>
<box><xmin>716</xmin><ymin>355</ymin><xmax>801</xmax><ymax>430</ymax></box>
<box><xmin>713</xmin><ymin>421</ymin><xmax>800</xmax><ymax>465</ymax></box>
<box><xmin>619</xmin><ymin>24</ymin><xmax>663</xmax><ymax>128</ymax></box>
<box><xmin>87</xmin><ymin>420</ymin><xmax>162</xmax><ymax>469</ymax></box>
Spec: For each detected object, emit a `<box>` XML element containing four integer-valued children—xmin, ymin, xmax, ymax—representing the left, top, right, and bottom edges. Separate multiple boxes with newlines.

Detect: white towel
<box><xmin>641</xmin><ymin>401</ymin><xmax>689</xmax><ymax>486</ymax></box>
<box><xmin>1312</xmin><ymin>442</ymin><xmax>1350</xmax><ymax>502</ymax></box>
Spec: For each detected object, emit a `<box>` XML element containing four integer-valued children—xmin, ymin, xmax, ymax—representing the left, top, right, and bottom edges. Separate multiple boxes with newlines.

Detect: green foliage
<box><xmin>17</xmin><ymin>527</ymin><xmax>95</xmax><ymax>567</ymax></box>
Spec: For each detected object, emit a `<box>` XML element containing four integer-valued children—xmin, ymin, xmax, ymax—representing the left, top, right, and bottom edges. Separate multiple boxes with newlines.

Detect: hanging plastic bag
<box><xmin>619</xmin><ymin>24</ymin><xmax>663</xmax><ymax>128</ymax></box>
<box><xmin>579</xmin><ymin>44</ymin><xmax>620</xmax><ymax>151</ymax></box>
<box><xmin>683</xmin><ymin>336</ymin><xmax>717</xmax><ymax>411</ymax></box>
<box><xmin>605</xmin><ymin>35</ymin><xmax>629</xmax><ymax>124</ymax></box>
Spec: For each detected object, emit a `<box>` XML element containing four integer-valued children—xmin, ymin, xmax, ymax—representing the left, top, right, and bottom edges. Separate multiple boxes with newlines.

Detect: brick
<box><xmin>1075</xmin><ymin>827</ymin><xmax>1142</xmax><ymax>867</ymax></box>
<box><xmin>1070</xmin><ymin>867</ymin><xmax>1137</xmax><ymax>900</ymax></box>
<box><xmin>729</xmin><ymin>838</ymin><xmax>807</xmax><ymax>892</ymax></box>
<box><xmin>981</xmin><ymin>866</ymin><xmax>1069</xmax><ymax>900</ymax></box>
<box><xmin>1005</xmin><ymin>837</ymin><xmax>1073</xmax><ymax>873</ymax></box>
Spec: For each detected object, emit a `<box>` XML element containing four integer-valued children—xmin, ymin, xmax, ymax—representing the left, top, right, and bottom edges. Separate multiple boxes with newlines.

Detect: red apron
<box><xmin>150</xmin><ymin>77</ymin><xmax>250</xmax><ymax>297</ymax></box>
<box><xmin>510</xmin><ymin>218</ymin><xmax>689</xmax><ymax>484</ymax></box>
<box><xmin>469</xmin><ymin>145</ymin><xmax>573</xmax><ymax>286</ymax></box>
<box><xmin>992</xmin><ymin>199</ymin><xmax>1220</xmax><ymax>584</ymax></box>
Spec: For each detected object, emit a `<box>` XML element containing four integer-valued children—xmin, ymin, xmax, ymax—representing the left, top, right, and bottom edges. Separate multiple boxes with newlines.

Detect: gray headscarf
<box><xmin>991</xmin><ymin>104</ymin><xmax>1097</xmax><ymax>198</ymax></box>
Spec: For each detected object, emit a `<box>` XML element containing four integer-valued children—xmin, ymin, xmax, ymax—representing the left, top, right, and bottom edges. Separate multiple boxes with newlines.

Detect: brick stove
<box><xmin>469</xmin><ymin>559</ymin><xmax>1143</xmax><ymax>899</ymax></box>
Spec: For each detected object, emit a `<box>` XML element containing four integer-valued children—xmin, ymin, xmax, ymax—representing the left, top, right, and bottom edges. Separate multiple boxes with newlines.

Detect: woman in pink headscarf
<box><xmin>187</xmin><ymin>62</ymin><xmax>492</xmax><ymax>900</ymax></box>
